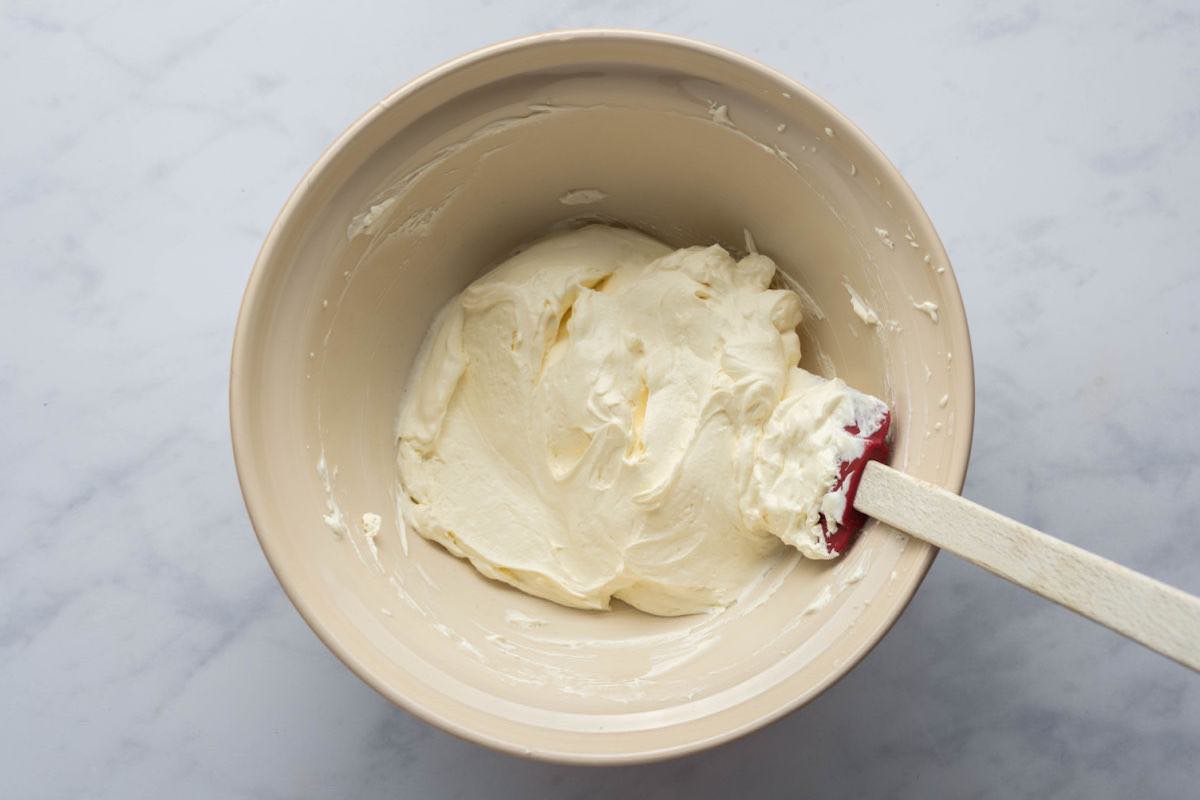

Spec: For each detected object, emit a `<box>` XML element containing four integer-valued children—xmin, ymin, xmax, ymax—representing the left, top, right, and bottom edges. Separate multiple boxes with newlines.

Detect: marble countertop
<box><xmin>4</xmin><ymin>2</ymin><xmax>1199</xmax><ymax>797</ymax></box>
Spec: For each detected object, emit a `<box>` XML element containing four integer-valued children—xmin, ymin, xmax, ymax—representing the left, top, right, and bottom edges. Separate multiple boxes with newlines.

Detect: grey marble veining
<box><xmin>2</xmin><ymin>1</ymin><xmax>1198</xmax><ymax>797</ymax></box>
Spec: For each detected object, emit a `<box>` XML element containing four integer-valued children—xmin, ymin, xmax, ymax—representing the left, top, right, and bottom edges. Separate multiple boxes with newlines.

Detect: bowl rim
<box><xmin>230</xmin><ymin>27</ymin><xmax>975</xmax><ymax>765</ymax></box>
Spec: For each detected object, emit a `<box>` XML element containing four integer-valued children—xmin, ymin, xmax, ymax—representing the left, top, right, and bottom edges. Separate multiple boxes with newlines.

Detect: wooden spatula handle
<box><xmin>854</xmin><ymin>461</ymin><xmax>1200</xmax><ymax>672</ymax></box>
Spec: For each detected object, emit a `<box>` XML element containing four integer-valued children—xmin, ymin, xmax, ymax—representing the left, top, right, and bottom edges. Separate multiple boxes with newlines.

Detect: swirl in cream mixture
<box><xmin>397</xmin><ymin>225</ymin><xmax>886</xmax><ymax>615</ymax></box>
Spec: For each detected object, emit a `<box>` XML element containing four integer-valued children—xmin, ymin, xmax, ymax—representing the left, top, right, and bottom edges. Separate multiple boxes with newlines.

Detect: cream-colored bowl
<box><xmin>231</xmin><ymin>30</ymin><xmax>973</xmax><ymax>763</ymax></box>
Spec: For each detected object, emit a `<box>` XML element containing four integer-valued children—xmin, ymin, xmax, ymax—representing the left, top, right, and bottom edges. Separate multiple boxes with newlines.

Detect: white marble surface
<box><xmin>3</xmin><ymin>1</ymin><xmax>1199</xmax><ymax>797</ymax></box>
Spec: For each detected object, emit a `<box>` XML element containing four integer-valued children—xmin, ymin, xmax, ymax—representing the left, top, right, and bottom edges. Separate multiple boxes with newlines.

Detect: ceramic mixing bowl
<box><xmin>231</xmin><ymin>30</ymin><xmax>973</xmax><ymax>763</ymax></box>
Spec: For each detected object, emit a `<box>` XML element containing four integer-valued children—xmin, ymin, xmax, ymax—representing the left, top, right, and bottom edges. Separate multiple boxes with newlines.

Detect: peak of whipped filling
<box><xmin>397</xmin><ymin>225</ymin><xmax>887</xmax><ymax>616</ymax></box>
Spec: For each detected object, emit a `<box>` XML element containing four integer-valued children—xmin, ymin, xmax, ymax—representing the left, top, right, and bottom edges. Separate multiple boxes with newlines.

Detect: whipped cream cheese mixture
<box><xmin>396</xmin><ymin>225</ymin><xmax>887</xmax><ymax>615</ymax></box>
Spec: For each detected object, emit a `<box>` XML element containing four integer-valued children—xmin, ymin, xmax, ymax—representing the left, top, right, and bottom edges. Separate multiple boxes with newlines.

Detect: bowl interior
<box><xmin>232</xmin><ymin>32</ymin><xmax>973</xmax><ymax>763</ymax></box>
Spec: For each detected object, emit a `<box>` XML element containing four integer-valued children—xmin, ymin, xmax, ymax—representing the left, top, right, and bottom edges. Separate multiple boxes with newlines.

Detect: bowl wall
<box><xmin>231</xmin><ymin>30</ymin><xmax>974</xmax><ymax>763</ymax></box>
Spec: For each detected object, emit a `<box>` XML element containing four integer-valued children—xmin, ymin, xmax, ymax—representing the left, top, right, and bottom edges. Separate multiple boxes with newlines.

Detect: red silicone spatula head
<box><xmin>819</xmin><ymin>410</ymin><xmax>892</xmax><ymax>554</ymax></box>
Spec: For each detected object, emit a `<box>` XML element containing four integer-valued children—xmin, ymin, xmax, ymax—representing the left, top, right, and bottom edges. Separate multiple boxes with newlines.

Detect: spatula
<box><xmin>824</xmin><ymin>410</ymin><xmax>1200</xmax><ymax>672</ymax></box>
